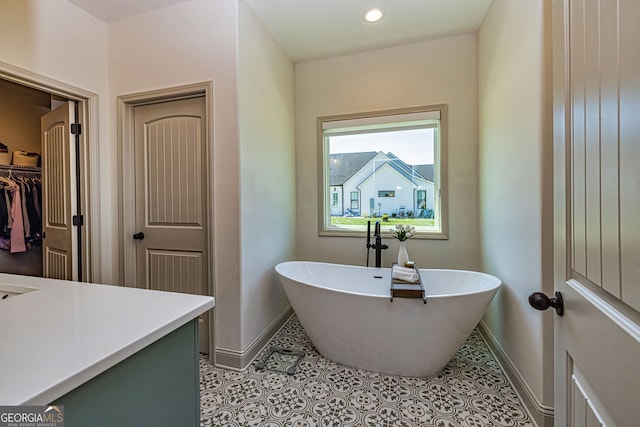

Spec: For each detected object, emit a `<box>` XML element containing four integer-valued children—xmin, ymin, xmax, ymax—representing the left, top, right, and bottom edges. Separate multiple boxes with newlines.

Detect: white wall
<box><xmin>108</xmin><ymin>0</ymin><xmax>296</xmax><ymax>360</ymax></box>
<box><xmin>0</xmin><ymin>79</ymin><xmax>51</xmax><ymax>154</ymax></box>
<box><xmin>238</xmin><ymin>0</ymin><xmax>295</xmax><ymax>351</ymax></box>
<box><xmin>478</xmin><ymin>0</ymin><xmax>554</xmax><ymax>419</ymax></box>
<box><xmin>107</xmin><ymin>0</ymin><xmax>243</xmax><ymax>351</ymax></box>
<box><xmin>295</xmin><ymin>34</ymin><xmax>479</xmax><ymax>269</ymax></box>
<box><xmin>0</xmin><ymin>0</ymin><xmax>295</xmax><ymax>364</ymax></box>
<box><xmin>0</xmin><ymin>0</ymin><xmax>111</xmax><ymax>281</ymax></box>
<box><xmin>0</xmin><ymin>0</ymin><xmax>108</xmax><ymax>92</ymax></box>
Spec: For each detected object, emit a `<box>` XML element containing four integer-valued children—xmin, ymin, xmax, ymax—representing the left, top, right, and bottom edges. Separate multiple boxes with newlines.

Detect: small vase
<box><xmin>397</xmin><ymin>241</ymin><xmax>409</xmax><ymax>266</ymax></box>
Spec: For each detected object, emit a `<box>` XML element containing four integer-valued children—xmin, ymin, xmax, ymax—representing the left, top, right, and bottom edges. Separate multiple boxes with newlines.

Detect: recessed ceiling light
<box><xmin>363</xmin><ymin>8</ymin><xmax>383</xmax><ymax>23</ymax></box>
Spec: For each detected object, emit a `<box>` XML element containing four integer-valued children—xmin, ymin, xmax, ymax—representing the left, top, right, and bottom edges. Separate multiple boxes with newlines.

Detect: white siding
<box><xmin>339</xmin><ymin>153</ymin><xmax>435</xmax><ymax>217</ymax></box>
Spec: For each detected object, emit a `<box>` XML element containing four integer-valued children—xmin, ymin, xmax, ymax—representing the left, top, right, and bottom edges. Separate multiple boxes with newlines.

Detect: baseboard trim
<box><xmin>215</xmin><ymin>306</ymin><xmax>293</xmax><ymax>371</ymax></box>
<box><xmin>478</xmin><ymin>321</ymin><xmax>554</xmax><ymax>427</ymax></box>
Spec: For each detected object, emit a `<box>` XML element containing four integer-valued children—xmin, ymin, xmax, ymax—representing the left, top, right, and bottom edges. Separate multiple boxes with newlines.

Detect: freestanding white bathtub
<box><xmin>275</xmin><ymin>261</ymin><xmax>501</xmax><ymax>377</ymax></box>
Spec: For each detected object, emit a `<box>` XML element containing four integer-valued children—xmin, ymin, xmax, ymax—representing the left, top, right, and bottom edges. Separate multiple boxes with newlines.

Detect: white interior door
<box><xmin>553</xmin><ymin>0</ymin><xmax>640</xmax><ymax>425</ymax></box>
<box><xmin>133</xmin><ymin>96</ymin><xmax>209</xmax><ymax>352</ymax></box>
<box><xmin>41</xmin><ymin>101</ymin><xmax>76</xmax><ymax>281</ymax></box>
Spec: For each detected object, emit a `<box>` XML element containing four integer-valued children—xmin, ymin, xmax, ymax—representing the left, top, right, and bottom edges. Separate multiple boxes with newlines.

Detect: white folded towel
<box><xmin>392</xmin><ymin>265</ymin><xmax>420</xmax><ymax>283</ymax></box>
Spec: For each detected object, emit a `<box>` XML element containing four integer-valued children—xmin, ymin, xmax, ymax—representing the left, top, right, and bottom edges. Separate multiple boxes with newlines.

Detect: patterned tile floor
<box><xmin>199</xmin><ymin>316</ymin><xmax>534</xmax><ymax>427</ymax></box>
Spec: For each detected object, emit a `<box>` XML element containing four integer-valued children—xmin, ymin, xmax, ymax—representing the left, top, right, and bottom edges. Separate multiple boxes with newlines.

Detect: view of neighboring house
<box><xmin>329</xmin><ymin>151</ymin><xmax>435</xmax><ymax>217</ymax></box>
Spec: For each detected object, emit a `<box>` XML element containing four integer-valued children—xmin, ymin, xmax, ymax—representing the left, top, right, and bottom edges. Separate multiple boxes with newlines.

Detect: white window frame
<box><xmin>317</xmin><ymin>105</ymin><xmax>448</xmax><ymax>239</ymax></box>
<box><xmin>350</xmin><ymin>191</ymin><xmax>359</xmax><ymax>210</ymax></box>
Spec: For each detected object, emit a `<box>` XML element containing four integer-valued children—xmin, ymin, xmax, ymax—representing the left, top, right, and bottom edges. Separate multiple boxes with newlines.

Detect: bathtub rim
<box><xmin>275</xmin><ymin>260</ymin><xmax>501</xmax><ymax>300</ymax></box>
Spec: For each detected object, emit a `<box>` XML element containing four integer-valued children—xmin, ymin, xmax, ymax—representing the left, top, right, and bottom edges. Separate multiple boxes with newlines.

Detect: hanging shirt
<box><xmin>10</xmin><ymin>188</ymin><xmax>26</xmax><ymax>253</ymax></box>
<box><xmin>0</xmin><ymin>188</ymin><xmax>8</xmax><ymax>238</ymax></box>
<box><xmin>19</xmin><ymin>182</ymin><xmax>30</xmax><ymax>238</ymax></box>
<box><xmin>25</xmin><ymin>182</ymin><xmax>41</xmax><ymax>237</ymax></box>
<box><xmin>32</xmin><ymin>181</ymin><xmax>41</xmax><ymax>221</ymax></box>
<box><xmin>4</xmin><ymin>191</ymin><xmax>11</xmax><ymax>228</ymax></box>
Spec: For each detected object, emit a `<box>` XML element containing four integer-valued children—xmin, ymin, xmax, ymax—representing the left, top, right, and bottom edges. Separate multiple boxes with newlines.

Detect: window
<box><xmin>417</xmin><ymin>190</ymin><xmax>426</xmax><ymax>209</ymax></box>
<box><xmin>350</xmin><ymin>191</ymin><xmax>359</xmax><ymax>210</ymax></box>
<box><xmin>318</xmin><ymin>105</ymin><xmax>448</xmax><ymax>238</ymax></box>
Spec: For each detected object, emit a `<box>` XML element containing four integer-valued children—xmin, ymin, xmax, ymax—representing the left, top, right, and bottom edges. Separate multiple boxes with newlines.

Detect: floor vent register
<box><xmin>255</xmin><ymin>347</ymin><xmax>305</xmax><ymax>375</ymax></box>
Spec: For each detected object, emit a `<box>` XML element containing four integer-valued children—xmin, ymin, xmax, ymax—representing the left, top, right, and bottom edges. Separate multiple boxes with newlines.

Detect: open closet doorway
<box><xmin>0</xmin><ymin>79</ymin><xmax>48</xmax><ymax>276</ymax></box>
<box><xmin>0</xmin><ymin>63</ymin><xmax>99</xmax><ymax>283</ymax></box>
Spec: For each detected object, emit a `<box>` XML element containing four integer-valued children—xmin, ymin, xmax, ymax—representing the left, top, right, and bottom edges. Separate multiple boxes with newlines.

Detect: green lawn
<box><xmin>331</xmin><ymin>216</ymin><xmax>435</xmax><ymax>227</ymax></box>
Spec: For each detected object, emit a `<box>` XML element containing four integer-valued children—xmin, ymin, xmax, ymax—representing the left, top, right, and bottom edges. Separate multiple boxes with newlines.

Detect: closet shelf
<box><xmin>0</xmin><ymin>164</ymin><xmax>41</xmax><ymax>173</ymax></box>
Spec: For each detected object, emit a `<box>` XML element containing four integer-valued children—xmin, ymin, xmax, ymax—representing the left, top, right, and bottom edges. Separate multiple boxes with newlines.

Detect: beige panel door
<box><xmin>41</xmin><ymin>101</ymin><xmax>76</xmax><ymax>281</ymax></box>
<box><xmin>133</xmin><ymin>97</ymin><xmax>209</xmax><ymax>352</ymax></box>
<box><xmin>553</xmin><ymin>0</ymin><xmax>640</xmax><ymax>425</ymax></box>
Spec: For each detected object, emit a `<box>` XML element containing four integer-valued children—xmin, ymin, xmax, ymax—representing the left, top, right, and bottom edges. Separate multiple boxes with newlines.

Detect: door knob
<box><xmin>133</xmin><ymin>232</ymin><xmax>145</xmax><ymax>240</ymax></box>
<box><xmin>528</xmin><ymin>291</ymin><xmax>564</xmax><ymax>316</ymax></box>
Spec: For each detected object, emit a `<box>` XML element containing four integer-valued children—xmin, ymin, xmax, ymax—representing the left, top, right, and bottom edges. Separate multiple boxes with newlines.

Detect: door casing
<box><xmin>0</xmin><ymin>60</ymin><xmax>98</xmax><ymax>283</ymax></box>
<box><xmin>117</xmin><ymin>81</ymin><xmax>215</xmax><ymax>360</ymax></box>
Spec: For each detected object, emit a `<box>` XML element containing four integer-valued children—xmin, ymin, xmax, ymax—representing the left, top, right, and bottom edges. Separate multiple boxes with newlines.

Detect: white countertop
<box><xmin>0</xmin><ymin>273</ymin><xmax>215</xmax><ymax>405</ymax></box>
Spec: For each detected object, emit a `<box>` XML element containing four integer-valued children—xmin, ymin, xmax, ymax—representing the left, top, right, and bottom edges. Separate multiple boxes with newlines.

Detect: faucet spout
<box><xmin>367</xmin><ymin>221</ymin><xmax>389</xmax><ymax>268</ymax></box>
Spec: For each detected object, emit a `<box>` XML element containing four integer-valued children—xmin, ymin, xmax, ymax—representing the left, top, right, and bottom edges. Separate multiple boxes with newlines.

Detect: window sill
<box><xmin>318</xmin><ymin>229</ymin><xmax>449</xmax><ymax>240</ymax></box>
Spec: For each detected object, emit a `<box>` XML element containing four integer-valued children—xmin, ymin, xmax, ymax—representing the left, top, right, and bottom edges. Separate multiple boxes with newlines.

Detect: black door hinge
<box><xmin>71</xmin><ymin>123</ymin><xmax>82</xmax><ymax>135</ymax></box>
<box><xmin>73</xmin><ymin>215</ymin><xmax>84</xmax><ymax>226</ymax></box>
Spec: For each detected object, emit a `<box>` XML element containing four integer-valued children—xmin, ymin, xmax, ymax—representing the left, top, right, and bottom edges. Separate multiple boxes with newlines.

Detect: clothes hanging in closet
<box><xmin>0</xmin><ymin>174</ymin><xmax>42</xmax><ymax>253</ymax></box>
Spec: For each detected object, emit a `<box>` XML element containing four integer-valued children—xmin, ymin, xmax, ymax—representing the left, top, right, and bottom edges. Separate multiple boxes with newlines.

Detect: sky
<box><xmin>328</xmin><ymin>128</ymin><xmax>434</xmax><ymax>165</ymax></box>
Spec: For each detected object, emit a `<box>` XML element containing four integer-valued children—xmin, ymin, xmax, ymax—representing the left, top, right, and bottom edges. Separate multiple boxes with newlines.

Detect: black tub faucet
<box><xmin>366</xmin><ymin>220</ymin><xmax>388</xmax><ymax>268</ymax></box>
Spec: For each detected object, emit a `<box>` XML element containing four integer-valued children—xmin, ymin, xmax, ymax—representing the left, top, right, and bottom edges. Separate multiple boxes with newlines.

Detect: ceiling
<box><xmin>65</xmin><ymin>0</ymin><xmax>492</xmax><ymax>63</ymax></box>
<box><xmin>66</xmin><ymin>0</ymin><xmax>191</xmax><ymax>23</ymax></box>
<box><xmin>246</xmin><ymin>0</ymin><xmax>492</xmax><ymax>62</ymax></box>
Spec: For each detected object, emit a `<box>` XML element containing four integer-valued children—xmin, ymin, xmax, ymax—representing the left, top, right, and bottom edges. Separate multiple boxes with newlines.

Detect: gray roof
<box><xmin>413</xmin><ymin>164</ymin><xmax>434</xmax><ymax>182</ymax></box>
<box><xmin>329</xmin><ymin>151</ymin><xmax>378</xmax><ymax>185</ymax></box>
<box><xmin>382</xmin><ymin>153</ymin><xmax>433</xmax><ymax>185</ymax></box>
<box><xmin>330</xmin><ymin>151</ymin><xmax>434</xmax><ymax>186</ymax></box>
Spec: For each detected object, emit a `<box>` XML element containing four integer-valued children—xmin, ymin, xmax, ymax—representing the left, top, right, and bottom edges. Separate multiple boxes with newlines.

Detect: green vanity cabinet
<box><xmin>51</xmin><ymin>319</ymin><xmax>200</xmax><ymax>427</ymax></box>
